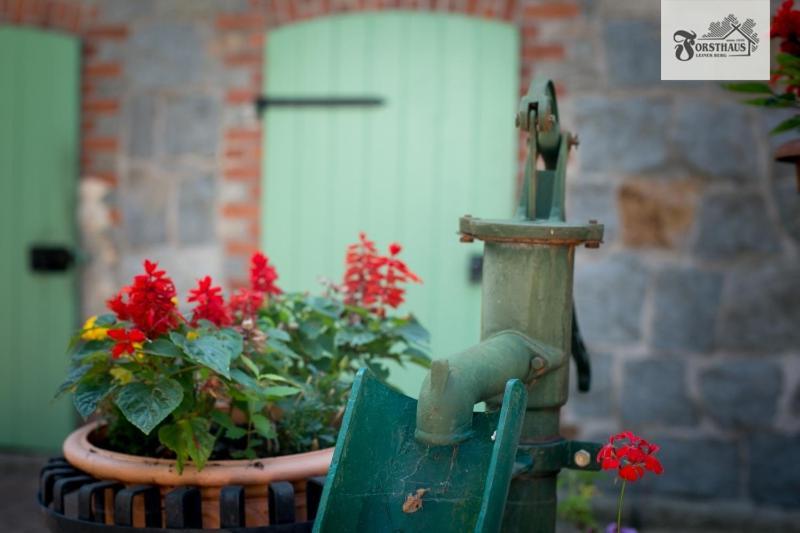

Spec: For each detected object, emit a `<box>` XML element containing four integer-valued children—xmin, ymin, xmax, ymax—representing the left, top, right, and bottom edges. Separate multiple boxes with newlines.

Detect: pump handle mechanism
<box><xmin>516</xmin><ymin>79</ymin><xmax>592</xmax><ymax>393</ymax></box>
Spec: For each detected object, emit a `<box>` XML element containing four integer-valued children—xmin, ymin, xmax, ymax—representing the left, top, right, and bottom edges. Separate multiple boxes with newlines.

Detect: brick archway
<box><xmin>216</xmin><ymin>0</ymin><xmax>576</xmax><ymax>286</ymax></box>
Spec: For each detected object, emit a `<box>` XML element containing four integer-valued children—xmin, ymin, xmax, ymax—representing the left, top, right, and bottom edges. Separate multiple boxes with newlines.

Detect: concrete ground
<box><xmin>0</xmin><ymin>453</ymin><xmax>49</xmax><ymax>533</ymax></box>
<box><xmin>0</xmin><ymin>452</ymin><xmax>784</xmax><ymax>533</ymax></box>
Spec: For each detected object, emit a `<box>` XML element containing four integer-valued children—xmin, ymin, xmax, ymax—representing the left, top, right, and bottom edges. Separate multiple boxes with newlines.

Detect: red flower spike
<box><xmin>229</xmin><ymin>288</ymin><xmax>265</xmax><ymax>319</ymax></box>
<box><xmin>598</xmin><ymin>431</ymin><xmax>664</xmax><ymax>483</ymax></box>
<box><xmin>250</xmin><ymin>252</ymin><xmax>282</xmax><ymax>295</ymax></box>
<box><xmin>108</xmin><ymin>328</ymin><xmax>146</xmax><ymax>359</ymax></box>
<box><xmin>105</xmin><ymin>260</ymin><xmax>182</xmax><ymax>337</ymax></box>
<box><xmin>341</xmin><ymin>233</ymin><xmax>422</xmax><ymax>315</ymax></box>
<box><xmin>188</xmin><ymin>276</ymin><xmax>231</xmax><ymax>327</ymax></box>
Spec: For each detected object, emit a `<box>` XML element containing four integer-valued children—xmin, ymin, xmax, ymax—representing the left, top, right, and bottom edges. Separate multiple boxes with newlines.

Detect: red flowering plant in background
<box><xmin>598</xmin><ymin>432</ymin><xmax>664</xmax><ymax>533</ymax></box>
<box><xmin>725</xmin><ymin>0</ymin><xmax>800</xmax><ymax>134</ymax></box>
<box><xmin>342</xmin><ymin>233</ymin><xmax>421</xmax><ymax>315</ymax></box>
<box><xmin>58</xmin><ymin>234</ymin><xmax>430</xmax><ymax>470</ymax></box>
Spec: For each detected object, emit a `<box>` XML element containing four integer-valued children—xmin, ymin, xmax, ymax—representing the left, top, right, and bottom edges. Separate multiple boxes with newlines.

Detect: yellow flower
<box><xmin>110</xmin><ymin>367</ymin><xmax>134</xmax><ymax>385</ymax></box>
<box><xmin>171</xmin><ymin>296</ymin><xmax>179</xmax><ymax>305</ymax></box>
<box><xmin>187</xmin><ymin>331</ymin><xmax>199</xmax><ymax>341</ymax></box>
<box><xmin>81</xmin><ymin>315</ymin><xmax>109</xmax><ymax>341</ymax></box>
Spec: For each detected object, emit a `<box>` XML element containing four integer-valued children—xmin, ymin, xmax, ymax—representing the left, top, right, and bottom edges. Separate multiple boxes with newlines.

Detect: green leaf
<box><xmin>55</xmin><ymin>363</ymin><xmax>94</xmax><ymax>397</ymax></box>
<box><xmin>777</xmin><ymin>53</ymin><xmax>800</xmax><ymax>68</ymax></box>
<box><xmin>262</xmin><ymin>385</ymin><xmax>301</xmax><ymax>398</ymax></box>
<box><xmin>114</xmin><ymin>378</ymin><xmax>184</xmax><ymax>435</ymax></box>
<box><xmin>240</xmin><ymin>355</ymin><xmax>260</xmax><ymax>377</ymax></box>
<box><xmin>306</xmin><ymin>296</ymin><xmax>344</xmax><ymax>319</ymax></box>
<box><xmin>266</xmin><ymin>338</ymin><xmax>299</xmax><ymax>359</ymax></box>
<box><xmin>396</xmin><ymin>317</ymin><xmax>431</xmax><ymax>345</ymax></box>
<box><xmin>73</xmin><ymin>376</ymin><xmax>113</xmax><ymax>418</ymax></box>
<box><xmin>210</xmin><ymin>410</ymin><xmax>247</xmax><ymax>440</ymax></box>
<box><xmin>334</xmin><ymin>329</ymin><xmax>377</xmax><ymax>347</ymax></box>
<box><xmin>266</xmin><ymin>327</ymin><xmax>291</xmax><ymax>342</ymax></box>
<box><xmin>231</xmin><ymin>368</ymin><xmax>259</xmax><ymax>390</ymax></box>
<box><xmin>142</xmin><ymin>338</ymin><xmax>183</xmax><ymax>358</ymax></box>
<box><xmin>69</xmin><ymin>340</ymin><xmax>112</xmax><ymax>362</ymax></box>
<box><xmin>250</xmin><ymin>413</ymin><xmax>277</xmax><ymax>439</ymax></box>
<box><xmin>94</xmin><ymin>313</ymin><xmax>117</xmax><ymax>326</ymax></box>
<box><xmin>158</xmin><ymin>417</ymin><xmax>216</xmax><ymax>472</ymax></box>
<box><xmin>771</xmin><ymin>115</ymin><xmax>800</xmax><ymax>134</ymax></box>
<box><xmin>300</xmin><ymin>320</ymin><xmax>325</xmax><ymax>340</ymax></box>
<box><xmin>181</xmin><ymin>329</ymin><xmax>243</xmax><ymax>378</ymax></box>
<box><xmin>722</xmin><ymin>82</ymin><xmax>774</xmax><ymax>94</ymax></box>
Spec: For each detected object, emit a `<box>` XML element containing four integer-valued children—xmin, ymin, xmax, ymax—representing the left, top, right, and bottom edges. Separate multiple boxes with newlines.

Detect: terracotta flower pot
<box><xmin>63</xmin><ymin>422</ymin><xmax>333</xmax><ymax>527</ymax></box>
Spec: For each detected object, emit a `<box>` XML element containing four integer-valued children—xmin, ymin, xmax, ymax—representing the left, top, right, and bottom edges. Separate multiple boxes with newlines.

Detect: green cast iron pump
<box><xmin>414</xmin><ymin>78</ymin><xmax>603</xmax><ymax>531</ymax></box>
<box><xmin>314</xmin><ymin>79</ymin><xmax>604</xmax><ymax>533</ymax></box>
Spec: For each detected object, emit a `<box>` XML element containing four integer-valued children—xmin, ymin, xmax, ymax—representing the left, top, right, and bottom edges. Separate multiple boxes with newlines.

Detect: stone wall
<box><xmin>2</xmin><ymin>0</ymin><xmax>798</xmax><ymax>527</ymax></box>
<box><xmin>554</xmin><ymin>1</ymin><xmax>800</xmax><ymax>527</ymax></box>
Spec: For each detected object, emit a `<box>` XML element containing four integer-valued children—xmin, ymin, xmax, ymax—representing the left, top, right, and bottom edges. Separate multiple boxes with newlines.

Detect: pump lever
<box><xmin>571</xmin><ymin>307</ymin><xmax>591</xmax><ymax>392</ymax></box>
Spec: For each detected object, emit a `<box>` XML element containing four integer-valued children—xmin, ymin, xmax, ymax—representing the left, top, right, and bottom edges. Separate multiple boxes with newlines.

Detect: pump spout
<box><xmin>415</xmin><ymin>331</ymin><xmax>563</xmax><ymax>446</ymax></box>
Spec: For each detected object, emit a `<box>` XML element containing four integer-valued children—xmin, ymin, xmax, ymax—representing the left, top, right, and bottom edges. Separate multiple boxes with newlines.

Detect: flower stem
<box><xmin>616</xmin><ymin>480</ymin><xmax>627</xmax><ymax>533</ymax></box>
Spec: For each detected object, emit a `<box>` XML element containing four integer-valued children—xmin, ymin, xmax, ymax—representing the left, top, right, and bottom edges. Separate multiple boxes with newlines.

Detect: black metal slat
<box><xmin>53</xmin><ymin>475</ymin><xmax>94</xmax><ymax>514</ymax></box>
<box><xmin>114</xmin><ymin>485</ymin><xmax>161</xmax><ymax>527</ymax></box>
<box><xmin>219</xmin><ymin>485</ymin><xmax>246</xmax><ymax>528</ymax></box>
<box><xmin>40</xmin><ymin>467</ymin><xmax>79</xmax><ymax>506</ymax></box>
<box><xmin>305</xmin><ymin>476</ymin><xmax>326</xmax><ymax>521</ymax></box>
<box><xmin>268</xmin><ymin>481</ymin><xmax>295</xmax><ymax>525</ymax></box>
<box><xmin>78</xmin><ymin>480</ymin><xmax>124</xmax><ymax>522</ymax></box>
<box><xmin>164</xmin><ymin>486</ymin><xmax>202</xmax><ymax>528</ymax></box>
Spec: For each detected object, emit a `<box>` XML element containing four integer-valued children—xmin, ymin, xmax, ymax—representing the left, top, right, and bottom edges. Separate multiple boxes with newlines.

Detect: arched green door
<box><xmin>0</xmin><ymin>27</ymin><xmax>79</xmax><ymax>451</ymax></box>
<box><xmin>261</xmin><ymin>13</ymin><xmax>518</xmax><ymax>394</ymax></box>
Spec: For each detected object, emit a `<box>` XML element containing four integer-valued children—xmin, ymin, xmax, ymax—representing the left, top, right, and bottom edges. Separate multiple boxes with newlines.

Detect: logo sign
<box><xmin>662</xmin><ymin>0</ymin><xmax>769</xmax><ymax>80</ymax></box>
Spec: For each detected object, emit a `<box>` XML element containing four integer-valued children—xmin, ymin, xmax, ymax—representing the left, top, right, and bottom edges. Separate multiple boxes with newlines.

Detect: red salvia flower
<box><xmin>188</xmin><ymin>276</ymin><xmax>231</xmax><ymax>327</ymax></box>
<box><xmin>228</xmin><ymin>288</ymin><xmax>265</xmax><ymax>320</ymax></box>
<box><xmin>106</xmin><ymin>260</ymin><xmax>182</xmax><ymax>337</ymax></box>
<box><xmin>107</xmin><ymin>328</ymin><xmax>146</xmax><ymax>359</ymax></box>
<box><xmin>598</xmin><ymin>431</ymin><xmax>664</xmax><ymax>482</ymax></box>
<box><xmin>250</xmin><ymin>252</ymin><xmax>282</xmax><ymax>295</ymax></box>
<box><xmin>342</xmin><ymin>233</ymin><xmax>421</xmax><ymax>315</ymax></box>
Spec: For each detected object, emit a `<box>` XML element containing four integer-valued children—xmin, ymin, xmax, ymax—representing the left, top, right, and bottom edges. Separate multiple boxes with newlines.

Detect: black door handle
<box><xmin>29</xmin><ymin>245</ymin><xmax>75</xmax><ymax>272</ymax></box>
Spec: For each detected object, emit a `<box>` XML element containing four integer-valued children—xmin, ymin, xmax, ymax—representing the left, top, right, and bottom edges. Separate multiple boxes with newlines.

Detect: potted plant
<box><xmin>57</xmin><ymin>232</ymin><xmax>430</xmax><ymax>527</ymax></box>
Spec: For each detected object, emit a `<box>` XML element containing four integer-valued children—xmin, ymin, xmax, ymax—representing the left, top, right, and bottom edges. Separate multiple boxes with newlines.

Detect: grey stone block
<box><xmin>178</xmin><ymin>174</ymin><xmax>216</xmax><ymax>245</ymax></box>
<box><xmin>604</xmin><ymin>20</ymin><xmax>660</xmax><ymax>86</ymax></box>
<box><xmin>622</xmin><ymin>358</ymin><xmax>697</xmax><ymax>426</ymax></box>
<box><xmin>772</xmin><ymin>173</ymin><xmax>800</xmax><ymax>244</ymax></box>
<box><xmin>672</xmin><ymin>101</ymin><xmax>759</xmax><ymax>182</ymax></box>
<box><xmin>573</xmin><ymin>96</ymin><xmax>671</xmax><ymax>174</ymax></box>
<box><xmin>566</xmin><ymin>181</ymin><xmax>618</xmax><ymax>244</ymax></box>
<box><xmin>699</xmin><ymin>359</ymin><xmax>782</xmax><ymax>430</ymax></box>
<box><xmin>125</xmin><ymin>93</ymin><xmax>157</xmax><ymax>159</ymax></box>
<box><xmin>749</xmin><ymin>433</ymin><xmax>800</xmax><ymax>507</ymax></box>
<box><xmin>122</xmin><ymin>169</ymin><xmax>169</xmax><ymax>248</ymax></box>
<box><xmin>693</xmin><ymin>191</ymin><xmax>781</xmax><ymax>259</ymax></box>
<box><xmin>638</xmin><ymin>436</ymin><xmax>740</xmax><ymax>499</ymax></box>
<box><xmin>574</xmin><ymin>254</ymin><xmax>649</xmax><ymax>344</ymax></box>
<box><xmin>100</xmin><ymin>0</ymin><xmax>156</xmax><ymax>22</ymax></box>
<box><xmin>127</xmin><ymin>22</ymin><xmax>215</xmax><ymax>89</ymax></box>
<box><xmin>718</xmin><ymin>262</ymin><xmax>800</xmax><ymax>351</ymax></box>
<box><xmin>570</xmin><ymin>352</ymin><xmax>613</xmax><ymax>418</ymax></box>
<box><xmin>164</xmin><ymin>94</ymin><xmax>221</xmax><ymax>157</ymax></box>
<box><xmin>651</xmin><ymin>268</ymin><xmax>723</xmax><ymax>352</ymax></box>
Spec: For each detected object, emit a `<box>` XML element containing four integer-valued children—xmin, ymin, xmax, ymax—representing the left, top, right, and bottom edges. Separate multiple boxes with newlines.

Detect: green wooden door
<box><xmin>0</xmin><ymin>27</ymin><xmax>80</xmax><ymax>451</ymax></box>
<box><xmin>262</xmin><ymin>13</ymin><xmax>518</xmax><ymax>394</ymax></box>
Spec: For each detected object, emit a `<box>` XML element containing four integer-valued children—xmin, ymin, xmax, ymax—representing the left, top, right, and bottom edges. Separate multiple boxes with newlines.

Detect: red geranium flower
<box><xmin>250</xmin><ymin>252</ymin><xmax>282</xmax><ymax>295</ymax></box>
<box><xmin>107</xmin><ymin>328</ymin><xmax>146</xmax><ymax>359</ymax></box>
<box><xmin>188</xmin><ymin>276</ymin><xmax>231</xmax><ymax>327</ymax></box>
<box><xmin>773</xmin><ymin>0</ymin><xmax>800</xmax><ymax>54</ymax></box>
<box><xmin>598</xmin><ymin>431</ymin><xmax>664</xmax><ymax>482</ymax></box>
<box><xmin>106</xmin><ymin>260</ymin><xmax>182</xmax><ymax>337</ymax></box>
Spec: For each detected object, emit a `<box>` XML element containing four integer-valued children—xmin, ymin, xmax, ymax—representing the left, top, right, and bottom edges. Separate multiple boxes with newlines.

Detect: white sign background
<box><xmin>661</xmin><ymin>0</ymin><xmax>770</xmax><ymax>80</ymax></box>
